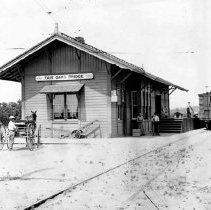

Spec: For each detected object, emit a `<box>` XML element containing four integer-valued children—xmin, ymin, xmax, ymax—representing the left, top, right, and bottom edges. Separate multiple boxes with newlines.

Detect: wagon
<box><xmin>0</xmin><ymin>113</ymin><xmax>41</xmax><ymax>151</ymax></box>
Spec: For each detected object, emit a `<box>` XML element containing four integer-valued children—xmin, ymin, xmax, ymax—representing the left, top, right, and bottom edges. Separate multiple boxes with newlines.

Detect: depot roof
<box><xmin>0</xmin><ymin>32</ymin><xmax>188</xmax><ymax>92</ymax></box>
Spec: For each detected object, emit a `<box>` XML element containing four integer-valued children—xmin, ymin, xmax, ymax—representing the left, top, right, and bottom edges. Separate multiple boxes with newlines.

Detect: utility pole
<box><xmin>205</xmin><ymin>85</ymin><xmax>209</xmax><ymax>93</ymax></box>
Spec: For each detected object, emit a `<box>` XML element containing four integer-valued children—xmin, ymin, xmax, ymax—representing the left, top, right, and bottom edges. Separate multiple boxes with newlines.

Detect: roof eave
<box><xmin>0</xmin><ymin>33</ymin><xmax>58</xmax><ymax>72</ymax></box>
<box><xmin>0</xmin><ymin>32</ymin><xmax>187</xmax><ymax>91</ymax></box>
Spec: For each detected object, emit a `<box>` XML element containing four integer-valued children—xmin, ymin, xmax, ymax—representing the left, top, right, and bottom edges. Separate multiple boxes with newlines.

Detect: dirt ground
<box><xmin>0</xmin><ymin>129</ymin><xmax>210</xmax><ymax>210</ymax></box>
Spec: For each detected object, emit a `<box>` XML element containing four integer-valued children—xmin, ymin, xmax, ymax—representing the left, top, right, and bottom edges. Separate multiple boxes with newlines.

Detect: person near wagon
<box><xmin>153</xmin><ymin>112</ymin><xmax>160</xmax><ymax>136</ymax></box>
<box><xmin>8</xmin><ymin>116</ymin><xmax>17</xmax><ymax>149</ymax></box>
<box><xmin>137</xmin><ymin>112</ymin><xmax>145</xmax><ymax>136</ymax></box>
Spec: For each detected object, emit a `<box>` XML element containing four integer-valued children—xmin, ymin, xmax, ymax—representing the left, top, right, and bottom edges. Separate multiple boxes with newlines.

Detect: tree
<box><xmin>0</xmin><ymin>100</ymin><xmax>21</xmax><ymax>125</ymax></box>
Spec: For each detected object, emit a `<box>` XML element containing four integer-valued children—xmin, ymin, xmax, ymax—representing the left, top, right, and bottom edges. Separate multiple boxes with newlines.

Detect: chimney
<box><xmin>54</xmin><ymin>22</ymin><xmax>59</xmax><ymax>34</ymax></box>
<box><xmin>75</xmin><ymin>36</ymin><xmax>85</xmax><ymax>44</ymax></box>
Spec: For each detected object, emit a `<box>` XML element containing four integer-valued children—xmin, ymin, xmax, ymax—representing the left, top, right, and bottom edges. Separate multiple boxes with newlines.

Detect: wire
<box><xmin>5</xmin><ymin>48</ymin><xmax>26</xmax><ymax>50</ymax></box>
<box><xmin>33</xmin><ymin>0</ymin><xmax>57</xmax><ymax>23</ymax></box>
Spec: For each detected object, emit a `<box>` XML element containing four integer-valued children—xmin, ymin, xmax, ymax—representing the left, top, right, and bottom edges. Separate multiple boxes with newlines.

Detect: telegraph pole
<box><xmin>205</xmin><ymin>85</ymin><xmax>209</xmax><ymax>93</ymax></box>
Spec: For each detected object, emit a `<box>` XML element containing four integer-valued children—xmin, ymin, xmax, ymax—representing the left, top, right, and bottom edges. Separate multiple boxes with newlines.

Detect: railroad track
<box><xmin>24</xmin><ymin>130</ymin><xmax>205</xmax><ymax>210</ymax></box>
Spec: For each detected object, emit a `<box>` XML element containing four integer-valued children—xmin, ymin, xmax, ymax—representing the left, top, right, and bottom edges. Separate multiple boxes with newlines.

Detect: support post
<box><xmin>120</xmin><ymin>72</ymin><xmax>133</xmax><ymax>84</ymax></box>
<box><xmin>169</xmin><ymin>87</ymin><xmax>177</xmax><ymax>95</ymax></box>
<box><xmin>111</xmin><ymin>69</ymin><xmax>122</xmax><ymax>80</ymax></box>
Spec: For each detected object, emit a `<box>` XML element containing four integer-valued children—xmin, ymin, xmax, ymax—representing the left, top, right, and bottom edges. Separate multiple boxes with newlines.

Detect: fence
<box><xmin>182</xmin><ymin>118</ymin><xmax>195</xmax><ymax>132</ymax></box>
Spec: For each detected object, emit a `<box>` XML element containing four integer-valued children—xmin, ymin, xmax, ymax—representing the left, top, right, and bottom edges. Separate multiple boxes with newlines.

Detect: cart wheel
<box><xmin>0</xmin><ymin>132</ymin><xmax>5</xmax><ymax>150</ymax></box>
<box><xmin>26</xmin><ymin>123</ymin><xmax>35</xmax><ymax>151</ymax></box>
<box><xmin>36</xmin><ymin>125</ymin><xmax>41</xmax><ymax>148</ymax></box>
<box><xmin>71</xmin><ymin>130</ymin><xmax>83</xmax><ymax>139</ymax></box>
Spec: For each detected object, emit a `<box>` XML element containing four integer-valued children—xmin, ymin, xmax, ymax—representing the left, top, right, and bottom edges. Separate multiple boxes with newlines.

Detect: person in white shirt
<box><xmin>8</xmin><ymin>116</ymin><xmax>17</xmax><ymax>150</ymax></box>
<box><xmin>152</xmin><ymin>113</ymin><xmax>160</xmax><ymax>136</ymax></box>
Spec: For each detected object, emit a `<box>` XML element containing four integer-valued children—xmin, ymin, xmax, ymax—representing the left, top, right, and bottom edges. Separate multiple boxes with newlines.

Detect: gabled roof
<box><xmin>0</xmin><ymin>32</ymin><xmax>188</xmax><ymax>91</ymax></box>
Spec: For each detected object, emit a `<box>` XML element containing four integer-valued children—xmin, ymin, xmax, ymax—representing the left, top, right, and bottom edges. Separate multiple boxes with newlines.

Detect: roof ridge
<box><xmin>59</xmin><ymin>32</ymin><xmax>145</xmax><ymax>73</ymax></box>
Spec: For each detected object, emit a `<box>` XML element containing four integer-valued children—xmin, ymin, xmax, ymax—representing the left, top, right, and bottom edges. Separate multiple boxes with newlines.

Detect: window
<box><xmin>53</xmin><ymin>94</ymin><xmax>65</xmax><ymax>120</ymax></box>
<box><xmin>53</xmin><ymin>93</ymin><xmax>78</xmax><ymax>120</ymax></box>
<box><xmin>131</xmin><ymin>91</ymin><xmax>138</xmax><ymax>119</ymax></box>
<box><xmin>66</xmin><ymin>94</ymin><xmax>78</xmax><ymax>119</ymax></box>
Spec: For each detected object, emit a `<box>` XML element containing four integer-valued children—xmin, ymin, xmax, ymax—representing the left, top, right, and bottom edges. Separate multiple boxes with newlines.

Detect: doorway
<box><xmin>155</xmin><ymin>95</ymin><xmax>161</xmax><ymax>117</ymax></box>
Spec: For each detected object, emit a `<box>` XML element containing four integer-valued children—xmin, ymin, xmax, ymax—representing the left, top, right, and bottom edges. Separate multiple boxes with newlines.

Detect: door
<box><xmin>155</xmin><ymin>95</ymin><xmax>161</xmax><ymax>118</ymax></box>
<box><xmin>124</xmin><ymin>88</ymin><xmax>131</xmax><ymax>135</ymax></box>
<box><xmin>117</xmin><ymin>88</ymin><xmax>124</xmax><ymax>136</ymax></box>
<box><xmin>117</xmin><ymin>87</ymin><xmax>130</xmax><ymax>136</ymax></box>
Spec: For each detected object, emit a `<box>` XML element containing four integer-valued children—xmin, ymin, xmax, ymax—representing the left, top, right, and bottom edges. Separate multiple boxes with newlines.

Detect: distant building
<box><xmin>174</xmin><ymin>112</ymin><xmax>183</xmax><ymax>119</ymax></box>
<box><xmin>198</xmin><ymin>92</ymin><xmax>211</xmax><ymax>120</ymax></box>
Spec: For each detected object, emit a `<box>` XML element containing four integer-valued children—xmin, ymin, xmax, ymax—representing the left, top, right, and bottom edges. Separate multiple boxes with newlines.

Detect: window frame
<box><xmin>52</xmin><ymin>93</ymin><xmax>79</xmax><ymax>121</ymax></box>
<box><xmin>131</xmin><ymin>91</ymin><xmax>138</xmax><ymax>120</ymax></box>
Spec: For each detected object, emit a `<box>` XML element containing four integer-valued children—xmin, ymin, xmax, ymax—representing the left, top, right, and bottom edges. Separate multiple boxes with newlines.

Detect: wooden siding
<box><xmin>23</xmin><ymin>43</ymin><xmax>111</xmax><ymax>138</ymax></box>
<box><xmin>198</xmin><ymin>94</ymin><xmax>211</xmax><ymax>120</ymax></box>
<box><xmin>23</xmin><ymin>52</ymin><xmax>51</xmax><ymax>136</ymax></box>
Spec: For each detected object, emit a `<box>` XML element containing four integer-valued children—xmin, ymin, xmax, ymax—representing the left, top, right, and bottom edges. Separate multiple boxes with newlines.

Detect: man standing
<box><xmin>187</xmin><ymin>102</ymin><xmax>194</xmax><ymax>118</ymax></box>
<box><xmin>137</xmin><ymin>112</ymin><xmax>145</xmax><ymax>136</ymax></box>
<box><xmin>153</xmin><ymin>113</ymin><xmax>160</xmax><ymax>136</ymax></box>
<box><xmin>8</xmin><ymin>116</ymin><xmax>17</xmax><ymax>150</ymax></box>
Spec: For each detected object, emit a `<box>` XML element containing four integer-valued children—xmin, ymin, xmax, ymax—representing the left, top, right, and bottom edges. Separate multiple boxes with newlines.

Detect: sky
<box><xmin>0</xmin><ymin>0</ymin><xmax>210</xmax><ymax>109</ymax></box>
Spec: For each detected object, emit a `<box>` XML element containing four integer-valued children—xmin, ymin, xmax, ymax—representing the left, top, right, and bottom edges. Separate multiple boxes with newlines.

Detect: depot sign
<box><xmin>35</xmin><ymin>73</ymin><xmax>94</xmax><ymax>81</ymax></box>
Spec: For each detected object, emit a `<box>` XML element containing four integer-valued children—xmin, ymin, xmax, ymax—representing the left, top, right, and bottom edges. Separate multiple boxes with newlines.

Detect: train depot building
<box><xmin>0</xmin><ymin>31</ymin><xmax>187</xmax><ymax>138</ymax></box>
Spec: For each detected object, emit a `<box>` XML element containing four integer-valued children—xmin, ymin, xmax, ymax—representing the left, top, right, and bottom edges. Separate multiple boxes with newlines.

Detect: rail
<box><xmin>23</xmin><ymin>129</ymin><xmax>205</xmax><ymax>210</ymax></box>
